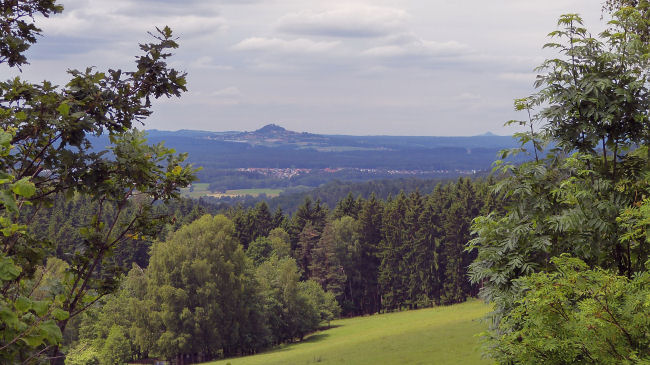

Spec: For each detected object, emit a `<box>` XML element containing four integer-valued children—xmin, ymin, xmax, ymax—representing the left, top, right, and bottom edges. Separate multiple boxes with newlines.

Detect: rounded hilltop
<box><xmin>254</xmin><ymin>124</ymin><xmax>287</xmax><ymax>134</ymax></box>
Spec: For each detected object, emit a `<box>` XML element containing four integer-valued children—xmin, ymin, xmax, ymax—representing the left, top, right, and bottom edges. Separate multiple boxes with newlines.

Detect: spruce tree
<box><xmin>355</xmin><ymin>194</ymin><xmax>383</xmax><ymax>314</ymax></box>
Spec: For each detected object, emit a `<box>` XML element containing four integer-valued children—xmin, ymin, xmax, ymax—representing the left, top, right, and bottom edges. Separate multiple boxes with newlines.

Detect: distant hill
<box><xmin>93</xmin><ymin>124</ymin><xmax>526</xmax><ymax>190</ymax></box>
<box><xmin>145</xmin><ymin>124</ymin><xmax>518</xmax><ymax>152</ymax></box>
<box><xmin>214</xmin><ymin>124</ymin><xmax>329</xmax><ymax>147</ymax></box>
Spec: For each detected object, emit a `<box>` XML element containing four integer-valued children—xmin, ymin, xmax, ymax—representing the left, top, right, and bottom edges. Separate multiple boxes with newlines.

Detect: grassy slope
<box><xmin>207</xmin><ymin>300</ymin><xmax>492</xmax><ymax>365</ymax></box>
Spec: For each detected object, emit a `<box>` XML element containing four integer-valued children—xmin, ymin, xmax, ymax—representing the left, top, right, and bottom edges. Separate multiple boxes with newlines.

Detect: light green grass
<box><xmin>181</xmin><ymin>186</ymin><xmax>283</xmax><ymax>199</ymax></box>
<box><xmin>180</xmin><ymin>183</ymin><xmax>212</xmax><ymax>198</ymax></box>
<box><xmin>206</xmin><ymin>300</ymin><xmax>492</xmax><ymax>365</ymax></box>
<box><xmin>225</xmin><ymin>188</ymin><xmax>283</xmax><ymax>197</ymax></box>
<box><xmin>191</xmin><ymin>183</ymin><xmax>211</xmax><ymax>191</ymax></box>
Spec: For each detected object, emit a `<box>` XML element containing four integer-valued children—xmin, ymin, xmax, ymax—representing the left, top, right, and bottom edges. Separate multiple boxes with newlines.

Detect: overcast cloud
<box><xmin>1</xmin><ymin>0</ymin><xmax>604</xmax><ymax>136</ymax></box>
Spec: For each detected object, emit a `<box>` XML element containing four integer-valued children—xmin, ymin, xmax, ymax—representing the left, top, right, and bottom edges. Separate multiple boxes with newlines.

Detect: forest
<box><xmin>0</xmin><ymin>0</ymin><xmax>648</xmax><ymax>364</ymax></box>
<box><xmin>25</xmin><ymin>177</ymin><xmax>496</xmax><ymax>362</ymax></box>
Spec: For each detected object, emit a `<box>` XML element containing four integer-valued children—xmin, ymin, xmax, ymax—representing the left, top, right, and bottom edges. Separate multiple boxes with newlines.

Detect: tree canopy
<box><xmin>0</xmin><ymin>0</ymin><xmax>195</xmax><ymax>362</ymax></box>
<box><xmin>468</xmin><ymin>3</ymin><xmax>650</xmax><ymax>363</ymax></box>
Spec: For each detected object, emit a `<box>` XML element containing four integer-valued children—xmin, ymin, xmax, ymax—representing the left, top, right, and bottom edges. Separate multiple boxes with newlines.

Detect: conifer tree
<box><xmin>295</xmin><ymin>222</ymin><xmax>320</xmax><ymax>279</ymax></box>
<box><xmin>251</xmin><ymin>201</ymin><xmax>273</xmax><ymax>240</ymax></box>
<box><xmin>309</xmin><ymin>222</ymin><xmax>347</xmax><ymax>300</ymax></box>
<box><xmin>379</xmin><ymin>192</ymin><xmax>409</xmax><ymax>310</ymax></box>
<box><xmin>333</xmin><ymin>192</ymin><xmax>361</xmax><ymax>219</ymax></box>
<box><xmin>355</xmin><ymin>194</ymin><xmax>383</xmax><ymax>314</ymax></box>
<box><xmin>403</xmin><ymin>191</ymin><xmax>424</xmax><ymax>308</ymax></box>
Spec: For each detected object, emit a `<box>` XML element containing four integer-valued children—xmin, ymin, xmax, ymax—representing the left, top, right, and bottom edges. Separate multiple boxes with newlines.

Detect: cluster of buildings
<box><xmin>236</xmin><ymin>167</ymin><xmax>479</xmax><ymax>179</ymax></box>
<box><xmin>237</xmin><ymin>168</ymin><xmax>312</xmax><ymax>179</ymax></box>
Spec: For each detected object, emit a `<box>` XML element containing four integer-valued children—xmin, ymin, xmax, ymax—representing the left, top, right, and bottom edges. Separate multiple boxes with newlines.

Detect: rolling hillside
<box><xmin>206</xmin><ymin>300</ymin><xmax>492</xmax><ymax>365</ymax></box>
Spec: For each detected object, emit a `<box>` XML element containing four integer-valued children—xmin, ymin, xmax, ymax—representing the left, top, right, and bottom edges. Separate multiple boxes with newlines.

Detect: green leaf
<box><xmin>39</xmin><ymin>319</ymin><xmax>63</xmax><ymax>344</ymax></box>
<box><xmin>51</xmin><ymin>308</ymin><xmax>69</xmax><ymax>321</ymax></box>
<box><xmin>14</xmin><ymin>297</ymin><xmax>31</xmax><ymax>313</ymax></box>
<box><xmin>32</xmin><ymin>300</ymin><xmax>50</xmax><ymax>317</ymax></box>
<box><xmin>21</xmin><ymin>334</ymin><xmax>45</xmax><ymax>347</ymax></box>
<box><xmin>0</xmin><ymin>307</ymin><xmax>19</xmax><ymax>328</ymax></box>
<box><xmin>0</xmin><ymin>189</ymin><xmax>18</xmax><ymax>213</ymax></box>
<box><xmin>11</xmin><ymin>178</ymin><xmax>36</xmax><ymax>198</ymax></box>
<box><xmin>57</xmin><ymin>102</ymin><xmax>70</xmax><ymax>116</ymax></box>
<box><xmin>0</xmin><ymin>131</ymin><xmax>11</xmax><ymax>145</ymax></box>
<box><xmin>0</xmin><ymin>255</ymin><xmax>21</xmax><ymax>281</ymax></box>
<box><xmin>14</xmin><ymin>111</ymin><xmax>27</xmax><ymax>121</ymax></box>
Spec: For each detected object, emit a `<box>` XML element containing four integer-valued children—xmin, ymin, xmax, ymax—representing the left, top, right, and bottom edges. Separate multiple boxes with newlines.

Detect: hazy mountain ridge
<box><xmin>112</xmin><ymin>125</ymin><xmax>526</xmax><ymax>189</ymax></box>
<box><xmin>145</xmin><ymin>124</ymin><xmax>517</xmax><ymax>151</ymax></box>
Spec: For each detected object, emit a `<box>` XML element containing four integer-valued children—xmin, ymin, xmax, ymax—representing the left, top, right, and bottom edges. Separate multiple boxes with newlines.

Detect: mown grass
<box><xmin>206</xmin><ymin>300</ymin><xmax>492</xmax><ymax>365</ymax></box>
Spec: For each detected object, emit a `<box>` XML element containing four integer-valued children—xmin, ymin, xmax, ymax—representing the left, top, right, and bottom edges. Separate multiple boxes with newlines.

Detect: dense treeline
<box><xmin>35</xmin><ymin>177</ymin><xmax>498</xmax><ymax>362</ymax></box>
<box><xmin>25</xmin><ymin>195</ymin><xmax>223</xmax><ymax>269</ymax></box>
<box><xmin>203</xmin><ymin>169</ymin><xmax>464</xmax><ymax>192</ymax></box>
<box><xmin>230</xmin><ymin>177</ymin><xmax>500</xmax><ymax>314</ymax></box>
<box><xmin>202</xmin><ymin>177</ymin><xmax>465</xmax><ymax>214</ymax></box>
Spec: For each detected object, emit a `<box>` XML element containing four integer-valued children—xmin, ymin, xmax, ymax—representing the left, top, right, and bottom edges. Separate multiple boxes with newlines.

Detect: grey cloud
<box><xmin>20</xmin><ymin>0</ymin><xmax>604</xmax><ymax>136</ymax></box>
<box><xmin>276</xmin><ymin>5</ymin><xmax>407</xmax><ymax>38</ymax></box>
<box><xmin>232</xmin><ymin>37</ymin><xmax>340</xmax><ymax>54</ymax></box>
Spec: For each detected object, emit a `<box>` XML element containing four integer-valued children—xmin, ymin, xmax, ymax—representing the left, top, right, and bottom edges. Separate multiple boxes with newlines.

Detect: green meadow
<box><xmin>181</xmin><ymin>185</ymin><xmax>283</xmax><ymax>198</ymax></box>
<box><xmin>225</xmin><ymin>188</ymin><xmax>283</xmax><ymax>197</ymax></box>
<box><xmin>207</xmin><ymin>300</ymin><xmax>492</xmax><ymax>365</ymax></box>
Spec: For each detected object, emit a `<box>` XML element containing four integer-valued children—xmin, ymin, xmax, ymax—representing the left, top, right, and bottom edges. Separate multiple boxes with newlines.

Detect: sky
<box><xmin>3</xmin><ymin>0</ymin><xmax>605</xmax><ymax>136</ymax></box>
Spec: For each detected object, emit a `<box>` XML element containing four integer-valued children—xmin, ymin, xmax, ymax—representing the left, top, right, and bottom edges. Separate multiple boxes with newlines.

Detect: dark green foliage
<box><xmin>296</xmin><ymin>222</ymin><xmax>320</xmax><ymax>279</ymax></box>
<box><xmin>309</xmin><ymin>220</ymin><xmax>349</xmax><ymax>302</ymax></box>
<box><xmin>379</xmin><ymin>192</ymin><xmax>409</xmax><ymax>310</ymax></box>
<box><xmin>468</xmin><ymin>4</ymin><xmax>650</xmax><ymax>364</ymax></box>
<box><xmin>0</xmin><ymin>2</ymin><xmax>195</xmax><ymax>360</ymax></box>
<box><xmin>289</xmin><ymin>197</ymin><xmax>328</xmax><ymax>251</ymax></box>
<box><xmin>354</xmin><ymin>194</ymin><xmax>383</xmax><ymax>314</ymax></box>
<box><xmin>333</xmin><ymin>193</ymin><xmax>361</xmax><ymax>219</ymax></box>
<box><xmin>231</xmin><ymin>202</ymin><xmax>282</xmax><ymax>249</ymax></box>
<box><xmin>247</xmin><ymin>236</ymin><xmax>275</xmax><ymax>266</ymax></box>
<box><xmin>142</xmin><ymin>215</ymin><xmax>264</xmax><ymax>359</ymax></box>
<box><xmin>0</xmin><ymin>0</ymin><xmax>63</xmax><ymax>67</ymax></box>
<box><xmin>375</xmin><ymin>180</ymin><xmax>485</xmax><ymax>311</ymax></box>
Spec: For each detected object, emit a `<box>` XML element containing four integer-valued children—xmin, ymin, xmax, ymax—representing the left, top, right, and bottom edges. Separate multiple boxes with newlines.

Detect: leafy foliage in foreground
<box><xmin>492</xmin><ymin>256</ymin><xmax>649</xmax><ymax>365</ymax></box>
<box><xmin>468</xmin><ymin>2</ymin><xmax>650</xmax><ymax>364</ymax></box>
<box><xmin>0</xmin><ymin>0</ymin><xmax>195</xmax><ymax>361</ymax></box>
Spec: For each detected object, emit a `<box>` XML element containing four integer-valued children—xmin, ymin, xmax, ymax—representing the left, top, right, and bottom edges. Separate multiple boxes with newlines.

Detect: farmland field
<box><xmin>206</xmin><ymin>300</ymin><xmax>492</xmax><ymax>365</ymax></box>
<box><xmin>222</xmin><ymin>188</ymin><xmax>283</xmax><ymax>197</ymax></box>
<box><xmin>181</xmin><ymin>185</ymin><xmax>283</xmax><ymax>198</ymax></box>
